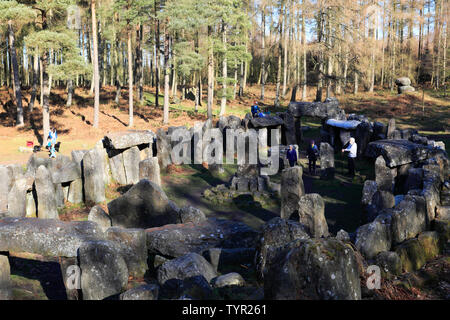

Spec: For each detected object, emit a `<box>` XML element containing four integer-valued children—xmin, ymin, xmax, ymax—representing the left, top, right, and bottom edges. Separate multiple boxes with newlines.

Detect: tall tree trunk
<box><xmin>66</xmin><ymin>79</ymin><xmax>73</xmax><ymax>107</ymax></box>
<box><xmin>275</xmin><ymin>4</ymin><xmax>283</xmax><ymax>107</ymax></box>
<box><xmin>163</xmin><ymin>24</ymin><xmax>170</xmax><ymax>125</ymax></box>
<box><xmin>155</xmin><ymin>1</ymin><xmax>160</xmax><ymax>108</ymax></box>
<box><xmin>220</xmin><ymin>23</ymin><xmax>227</xmax><ymax>116</ymax></box>
<box><xmin>207</xmin><ymin>25</ymin><xmax>214</xmax><ymax>119</ymax></box>
<box><xmin>282</xmin><ymin>5</ymin><xmax>289</xmax><ymax>97</ymax></box>
<box><xmin>127</xmin><ymin>28</ymin><xmax>134</xmax><ymax>127</ymax></box>
<box><xmin>41</xmin><ymin>11</ymin><xmax>50</xmax><ymax>147</ymax></box>
<box><xmin>136</xmin><ymin>24</ymin><xmax>144</xmax><ymax>103</ymax></box>
<box><xmin>316</xmin><ymin>11</ymin><xmax>324</xmax><ymax>102</ymax></box>
<box><xmin>260</xmin><ymin>6</ymin><xmax>265</xmax><ymax>101</ymax></box>
<box><xmin>301</xmin><ymin>3</ymin><xmax>307</xmax><ymax>100</ymax></box>
<box><xmin>92</xmin><ymin>0</ymin><xmax>100</xmax><ymax>128</ymax></box>
<box><xmin>8</xmin><ymin>21</ymin><xmax>24</xmax><ymax>127</ymax></box>
<box><xmin>29</xmin><ymin>53</ymin><xmax>39</xmax><ymax>111</ymax></box>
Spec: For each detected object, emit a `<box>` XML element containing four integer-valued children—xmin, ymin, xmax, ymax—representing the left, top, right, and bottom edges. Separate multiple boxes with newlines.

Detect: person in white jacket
<box><xmin>342</xmin><ymin>137</ymin><xmax>357</xmax><ymax>177</ymax></box>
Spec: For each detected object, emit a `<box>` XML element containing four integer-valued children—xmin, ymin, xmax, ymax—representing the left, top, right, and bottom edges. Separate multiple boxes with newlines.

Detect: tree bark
<box><xmin>8</xmin><ymin>21</ymin><xmax>24</xmax><ymax>126</ymax></box>
<box><xmin>91</xmin><ymin>0</ymin><xmax>100</xmax><ymax>128</ymax></box>
<box><xmin>163</xmin><ymin>24</ymin><xmax>170</xmax><ymax>125</ymax></box>
<box><xmin>207</xmin><ymin>25</ymin><xmax>214</xmax><ymax>119</ymax></box>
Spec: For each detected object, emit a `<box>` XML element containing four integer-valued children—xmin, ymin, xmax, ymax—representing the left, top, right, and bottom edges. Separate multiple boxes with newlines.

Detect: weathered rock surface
<box><xmin>264</xmin><ymin>238</ymin><xmax>361</xmax><ymax>300</ymax></box>
<box><xmin>376</xmin><ymin>251</ymin><xmax>402</xmax><ymax>276</ymax></box>
<box><xmin>106</xmin><ymin>227</ymin><xmax>148</xmax><ymax>278</ymax></box>
<box><xmin>297</xmin><ymin>193</ymin><xmax>329</xmax><ymax>238</ymax></box>
<box><xmin>0</xmin><ymin>218</ymin><xmax>103</xmax><ymax>257</ymax></box>
<box><xmin>104</xmin><ymin>130</ymin><xmax>155</xmax><ymax>150</ymax></box>
<box><xmin>212</xmin><ymin>273</ymin><xmax>245</xmax><ymax>288</ymax></box>
<box><xmin>120</xmin><ymin>284</ymin><xmax>159</xmax><ymax>300</ymax></box>
<box><xmin>391</xmin><ymin>196</ymin><xmax>426</xmax><ymax>244</ymax></box>
<box><xmin>179</xmin><ymin>206</ymin><xmax>207</xmax><ymax>224</ymax></box>
<box><xmin>139</xmin><ymin>157</ymin><xmax>161</xmax><ymax>186</ymax></box>
<box><xmin>146</xmin><ymin>218</ymin><xmax>258</xmax><ymax>258</ymax></box>
<box><xmin>108</xmin><ymin>179</ymin><xmax>180</xmax><ymax>229</ymax></box>
<box><xmin>288</xmin><ymin>98</ymin><xmax>346</xmax><ymax>120</ymax></box>
<box><xmin>79</xmin><ymin>240</ymin><xmax>128</xmax><ymax>300</ymax></box>
<box><xmin>256</xmin><ymin>217</ymin><xmax>310</xmax><ymax>277</ymax></box>
<box><xmin>122</xmin><ymin>146</ymin><xmax>140</xmax><ymax>185</ymax></box>
<box><xmin>249</xmin><ymin>115</ymin><xmax>284</xmax><ymax>128</ymax></box>
<box><xmin>35</xmin><ymin>165</ymin><xmax>58</xmax><ymax>219</ymax></box>
<box><xmin>320</xmin><ymin>142</ymin><xmax>335</xmax><ymax>179</ymax></box>
<box><xmin>88</xmin><ymin>205</ymin><xmax>112</xmax><ymax>232</ymax></box>
<box><xmin>280</xmin><ymin>166</ymin><xmax>305</xmax><ymax>219</ymax></box>
<box><xmin>83</xmin><ymin>148</ymin><xmax>106</xmax><ymax>203</ymax></box>
<box><xmin>0</xmin><ymin>255</ymin><xmax>11</xmax><ymax>300</ymax></box>
<box><xmin>157</xmin><ymin>253</ymin><xmax>217</xmax><ymax>285</ymax></box>
<box><xmin>366</xmin><ymin>139</ymin><xmax>434</xmax><ymax>168</ymax></box>
<box><xmin>355</xmin><ymin>214</ymin><xmax>392</xmax><ymax>260</ymax></box>
<box><xmin>375</xmin><ymin>156</ymin><xmax>397</xmax><ymax>192</ymax></box>
<box><xmin>395</xmin><ymin>77</ymin><xmax>411</xmax><ymax>86</ymax></box>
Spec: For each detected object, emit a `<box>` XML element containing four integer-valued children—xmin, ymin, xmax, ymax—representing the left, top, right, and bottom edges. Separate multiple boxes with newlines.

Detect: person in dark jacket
<box><xmin>306</xmin><ymin>140</ymin><xmax>319</xmax><ymax>174</ymax></box>
<box><xmin>286</xmin><ymin>145</ymin><xmax>298</xmax><ymax>167</ymax></box>
<box><xmin>251</xmin><ymin>101</ymin><xmax>261</xmax><ymax>117</ymax></box>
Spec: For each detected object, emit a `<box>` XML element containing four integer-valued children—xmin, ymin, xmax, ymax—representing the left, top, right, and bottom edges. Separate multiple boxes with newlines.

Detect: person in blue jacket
<box><xmin>286</xmin><ymin>145</ymin><xmax>298</xmax><ymax>167</ymax></box>
<box><xmin>251</xmin><ymin>101</ymin><xmax>261</xmax><ymax>117</ymax></box>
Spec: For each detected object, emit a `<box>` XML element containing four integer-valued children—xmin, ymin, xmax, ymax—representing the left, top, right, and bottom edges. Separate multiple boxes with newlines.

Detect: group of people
<box><xmin>286</xmin><ymin>137</ymin><xmax>357</xmax><ymax>177</ymax></box>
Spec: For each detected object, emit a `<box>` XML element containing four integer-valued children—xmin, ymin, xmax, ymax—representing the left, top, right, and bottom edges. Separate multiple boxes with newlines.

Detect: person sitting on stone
<box><xmin>286</xmin><ymin>145</ymin><xmax>298</xmax><ymax>167</ymax></box>
<box><xmin>251</xmin><ymin>101</ymin><xmax>261</xmax><ymax>117</ymax></box>
<box><xmin>341</xmin><ymin>137</ymin><xmax>357</xmax><ymax>177</ymax></box>
<box><xmin>307</xmin><ymin>140</ymin><xmax>319</xmax><ymax>174</ymax></box>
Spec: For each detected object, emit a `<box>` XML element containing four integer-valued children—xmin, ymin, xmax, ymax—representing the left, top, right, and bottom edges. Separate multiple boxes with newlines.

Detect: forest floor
<box><xmin>1</xmin><ymin>84</ymin><xmax>449</xmax><ymax>300</ymax></box>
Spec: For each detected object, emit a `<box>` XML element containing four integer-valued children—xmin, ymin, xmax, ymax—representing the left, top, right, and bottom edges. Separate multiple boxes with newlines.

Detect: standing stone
<box><xmin>25</xmin><ymin>191</ymin><xmax>37</xmax><ymax>218</ymax></box>
<box><xmin>386</xmin><ymin>118</ymin><xmax>396</xmax><ymax>139</ymax></box>
<box><xmin>0</xmin><ymin>255</ymin><xmax>11</xmax><ymax>300</ymax></box>
<box><xmin>108</xmin><ymin>179</ymin><xmax>180</xmax><ymax>229</ymax></box>
<box><xmin>71</xmin><ymin>150</ymin><xmax>87</xmax><ymax>176</ymax></box>
<box><xmin>54</xmin><ymin>183</ymin><xmax>65</xmax><ymax>208</ymax></box>
<box><xmin>0</xmin><ymin>166</ymin><xmax>11</xmax><ymax>213</ymax></box>
<box><xmin>264</xmin><ymin>238</ymin><xmax>361</xmax><ymax>300</ymax></box>
<box><xmin>375</xmin><ymin>156</ymin><xmax>397</xmax><ymax>192</ymax></box>
<box><xmin>123</xmin><ymin>146</ymin><xmax>140</xmax><ymax>185</ymax></box>
<box><xmin>7</xmin><ymin>177</ymin><xmax>28</xmax><ymax>217</ymax></box>
<box><xmin>67</xmin><ymin>178</ymin><xmax>83</xmax><ymax>204</ymax></box>
<box><xmin>391</xmin><ymin>197</ymin><xmax>426</xmax><ymax>244</ymax></box>
<box><xmin>139</xmin><ymin>157</ymin><xmax>161</xmax><ymax>186</ymax></box>
<box><xmin>35</xmin><ymin>165</ymin><xmax>58</xmax><ymax>219</ymax></box>
<box><xmin>319</xmin><ymin>142</ymin><xmax>335</xmax><ymax>179</ymax></box>
<box><xmin>108</xmin><ymin>152</ymin><xmax>127</xmax><ymax>185</ymax></box>
<box><xmin>355</xmin><ymin>122</ymin><xmax>373</xmax><ymax>156</ymax></box>
<box><xmin>156</xmin><ymin>129</ymin><xmax>172</xmax><ymax>169</ymax></box>
<box><xmin>179</xmin><ymin>206</ymin><xmax>207</xmax><ymax>224</ymax></box>
<box><xmin>88</xmin><ymin>205</ymin><xmax>112</xmax><ymax>232</ymax></box>
<box><xmin>297</xmin><ymin>194</ymin><xmax>329</xmax><ymax>238</ymax></box>
<box><xmin>106</xmin><ymin>227</ymin><xmax>148</xmax><ymax>278</ymax></box>
<box><xmin>83</xmin><ymin>148</ymin><xmax>106</xmax><ymax>204</ymax></box>
<box><xmin>95</xmin><ymin>140</ymin><xmax>112</xmax><ymax>186</ymax></box>
<box><xmin>79</xmin><ymin>240</ymin><xmax>128</xmax><ymax>300</ymax></box>
<box><xmin>355</xmin><ymin>214</ymin><xmax>392</xmax><ymax>259</ymax></box>
<box><xmin>280</xmin><ymin>166</ymin><xmax>305</xmax><ymax>219</ymax></box>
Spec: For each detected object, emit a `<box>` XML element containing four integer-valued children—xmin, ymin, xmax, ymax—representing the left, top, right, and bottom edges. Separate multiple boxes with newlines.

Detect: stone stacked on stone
<box><xmin>395</xmin><ymin>77</ymin><xmax>415</xmax><ymax>94</ymax></box>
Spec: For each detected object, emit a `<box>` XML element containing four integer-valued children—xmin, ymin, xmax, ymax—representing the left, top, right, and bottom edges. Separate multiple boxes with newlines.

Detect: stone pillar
<box><xmin>298</xmin><ymin>193</ymin><xmax>329</xmax><ymax>238</ymax></box>
<box><xmin>35</xmin><ymin>165</ymin><xmax>58</xmax><ymax>219</ymax></box>
<box><xmin>139</xmin><ymin>157</ymin><xmax>161</xmax><ymax>187</ymax></box>
<box><xmin>83</xmin><ymin>148</ymin><xmax>106</xmax><ymax>204</ymax></box>
<box><xmin>375</xmin><ymin>156</ymin><xmax>397</xmax><ymax>192</ymax></box>
<box><xmin>280</xmin><ymin>166</ymin><xmax>305</xmax><ymax>219</ymax></box>
<box><xmin>319</xmin><ymin>142</ymin><xmax>335</xmax><ymax>179</ymax></box>
<box><xmin>0</xmin><ymin>254</ymin><xmax>11</xmax><ymax>300</ymax></box>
